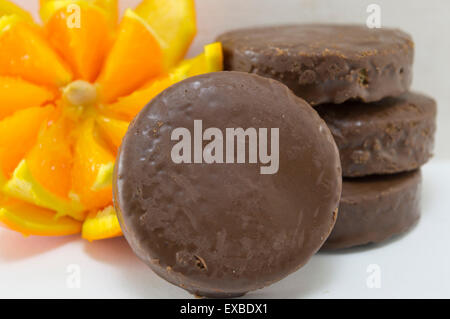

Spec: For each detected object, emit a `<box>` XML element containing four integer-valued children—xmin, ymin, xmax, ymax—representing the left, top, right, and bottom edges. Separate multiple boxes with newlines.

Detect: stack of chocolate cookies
<box><xmin>218</xmin><ymin>24</ymin><xmax>437</xmax><ymax>249</ymax></box>
<box><xmin>113</xmin><ymin>25</ymin><xmax>437</xmax><ymax>297</ymax></box>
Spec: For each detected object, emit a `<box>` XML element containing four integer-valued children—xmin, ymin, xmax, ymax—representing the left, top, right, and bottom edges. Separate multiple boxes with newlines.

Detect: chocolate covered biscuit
<box><xmin>218</xmin><ymin>24</ymin><xmax>413</xmax><ymax>105</ymax></box>
<box><xmin>316</xmin><ymin>92</ymin><xmax>436</xmax><ymax>177</ymax></box>
<box><xmin>114</xmin><ymin>72</ymin><xmax>342</xmax><ymax>297</ymax></box>
<box><xmin>324</xmin><ymin>170</ymin><xmax>421</xmax><ymax>250</ymax></box>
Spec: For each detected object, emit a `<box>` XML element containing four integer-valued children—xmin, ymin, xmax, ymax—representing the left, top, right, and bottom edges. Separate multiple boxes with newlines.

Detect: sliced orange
<box><xmin>44</xmin><ymin>1</ymin><xmax>111</xmax><ymax>82</ymax></box>
<box><xmin>40</xmin><ymin>0</ymin><xmax>118</xmax><ymax>28</ymax></box>
<box><xmin>0</xmin><ymin>1</ymin><xmax>222</xmax><ymax>240</ymax></box>
<box><xmin>0</xmin><ymin>76</ymin><xmax>54</xmax><ymax>119</ymax></box>
<box><xmin>0</xmin><ymin>15</ymin><xmax>72</xmax><ymax>88</ymax></box>
<box><xmin>96</xmin><ymin>116</ymin><xmax>129</xmax><ymax>152</ymax></box>
<box><xmin>96</xmin><ymin>9</ymin><xmax>165</xmax><ymax>103</ymax></box>
<box><xmin>0</xmin><ymin>195</ymin><xmax>81</xmax><ymax>236</ymax></box>
<box><xmin>90</xmin><ymin>0</ymin><xmax>118</xmax><ymax>28</ymax></box>
<box><xmin>101</xmin><ymin>42</ymin><xmax>223</xmax><ymax>121</ymax></box>
<box><xmin>101</xmin><ymin>75</ymin><xmax>173</xmax><ymax>121</ymax></box>
<box><xmin>71</xmin><ymin>118</ymin><xmax>115</xmax><ymax>210</ymax></box>
<box><xmin>82</xmin><ymin>205</ymin><xmax>122</xmax><ymax>241</ymax></box>
<box><xmin>2</xmin><ymin>158</ymin><xmax>86</xmax><ymax>221</ymax></box>
<box><xmin>26</xmin><ymin>117</ymin><xmax>74</xmax><ymax>199</ymax></box>
<box><xmin>135</xmin><ymin>0</ymin><xmax>196</xmax><ymax>68</ymax></box>
<box><xmin>0</xmin><ymin>0</ymin><xmax>33</xmax><ymax>22</ymax></box>
<box><xmin>0</xmin><ymin>106</ymin><xmax>54</xmax><ymax>180</ymax></box>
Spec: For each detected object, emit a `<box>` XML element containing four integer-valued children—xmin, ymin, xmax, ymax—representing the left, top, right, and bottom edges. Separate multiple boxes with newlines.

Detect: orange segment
<box><xmin>101</xmin><ymin>75</ymin><xmax>173</xmax><ymax>121</ymax></box>
<box><xmin>26</xmin><ymin>117</ymin><xmax>74</xmax><ymax>199</ymax></box>
<box><xmin>96</xmin><ymin>116</ymin><xmax>129</xmax><ymax>151</ymax></box>
<box><xmin>0</xmin><ymin>15</ymin><xmax>72</xmax><ymax>88</ymax></box>
<box><xmin>71</xmin><ymin>118</ymin><xmax>115</xmax><ymax>210</ymax></box>
<box><xmin>0</xmin><ymin>195</ymin><xmax>81</xmax><ymax>236</ymax></box>
<box><xmin>82</xmin><ymin>205</ymin><xmax>122</xmax><ymax>241</ymax></box>
<box><xmin>0</xmin><ymin>106</ymin><xmax>54</xmax><ymax>179</ymax></box>
<box><xmin>96</xmin><ymin>9</ymin><xmax>165</xmax><ymax>103</ymax></box>
<box><xmin>101</xmin><ymin>42</ymin><xmax>223</xmax><ymax>121</ymax></box>
<box><xmin>40</xmin><ymin>0</ymin><xmax>118</xmax><ymax>28</ymax></box>
<box><xmin>0</xmin><ymin>76</ymin><xmax>54</xmax><ymax>119</ymax></box>
<box><xmin>90</xmin><ymin>0</ymin><xmax>118</xmax><ymax>28</ymax></box>
<box><xmin>44</xmin><ymin>1</ymin><xmax>111</xmax><ymax>82</ymax></box>
<box><xmin>0</xmin><ymin>0</ymin><xmax>34</xmax><ymax>22</ymax></box>
<box><xmin>135</xmin><ymin>0</ymin><xmax>196</xmax><ymax>68</ymax></box>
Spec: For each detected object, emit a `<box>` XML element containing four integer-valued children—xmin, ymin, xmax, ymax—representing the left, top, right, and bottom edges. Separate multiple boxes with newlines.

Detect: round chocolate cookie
<box><xmin>323</xmin><ymin>170</ymin><xmax>422</xmax><ymax>250</ymax></box>
<box><xmin>217</xmin><ymin>24</ymin><xmax>414</xmax><ymax>105</ymax></box>
<box><xmin>114</xmin><ymin>71</ymin><xmax>342</xmax><ymax>297</ymax></box>
<box><xmin>316</xmin><ymin>92</ymin><xmax>436</xmax><ymax>177</ymax></box>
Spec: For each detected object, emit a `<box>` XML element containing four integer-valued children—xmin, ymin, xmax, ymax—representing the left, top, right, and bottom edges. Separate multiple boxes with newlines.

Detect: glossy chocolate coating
<box><xmin>114</xmin><ymin>71</ymin><xmax>342</xmax><ymax>297</ymax></box>
<box><xmin>218</xmin><ymin>24</ymin><xmax>414</xmax><ymax>105</ymax></box>
<box><xmin>316</xmin><ymin>92</ymin><xmax>436</xmax><ymax>177</ymax></box>
<box><xmin>324</xmin><ymin>170</ymin><xmax>421</xmax><ymax>250</ymax></box>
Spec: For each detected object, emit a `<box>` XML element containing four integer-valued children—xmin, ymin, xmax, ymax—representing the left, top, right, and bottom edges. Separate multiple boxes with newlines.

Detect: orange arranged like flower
<box><xmin>0</xmin><ymin>0</ymin><xmax>223</xmax><ymax>240</ymax></box>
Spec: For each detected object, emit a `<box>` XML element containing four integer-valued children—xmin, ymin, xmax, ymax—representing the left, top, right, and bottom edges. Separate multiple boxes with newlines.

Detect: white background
<box><xmin>3</xmin><ymin>0</ymin><xmax>449</xmax><ymax>299</ymax></box>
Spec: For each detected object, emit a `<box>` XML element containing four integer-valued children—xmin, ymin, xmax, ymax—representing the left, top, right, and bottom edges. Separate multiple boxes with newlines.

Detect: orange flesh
<box><xmin>96</xmin><ymin>116</ymin><xmax>129</xmax><ymax>152</ymax></box>
<box><xmin>45</xmin><ymin>4</ymin><xmax>111</xmax><ymax>82</ymax></box>
<box><xmin>0</xmin><ymin>106</ymin><xmax>54</xmax><ymax>178</ymax></box>
<box><xmin>135</xmin><ymin>0</ymin><xmax>197</xmax><ymax>68</ymax></box>
<box><xmin>0</xmin><ymin>16</ymin><xmax>72</xmax><ymax>88</ymax></box>
<box><xmin>96</xmin><ymin>10</ymin><xmax>164</xmax><ymax>103</ymax></box>
<box><xmin>26</xmin><ymin>116</ymin><xmax>74</xmax><ymax>199</ymax></box>
<box><xmin>40</xmin><ymin>0</ymin><xmax>118</xmax><ymax>29</ymax></box>
<box><xmin>101</xmin><ymin>75</ymin><xmax>173</xmax><ymax>121</ymax></box>
<box><xmin>71</xmin><ymin>118</ymin><xmax>114</xmax><ymax>210</ymax></box>
<box><xmin>0</xmin><ymin>76</ymin><xmax>54</xmax><ymax>120</ymax></box>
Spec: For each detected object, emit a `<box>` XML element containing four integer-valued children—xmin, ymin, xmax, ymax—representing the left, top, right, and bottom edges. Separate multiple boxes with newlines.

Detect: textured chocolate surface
<box><xmin>324</xmin><ymin>170</ymin><xmax>421</xmax><ymax>250</ymax></box>
<box><xmin>114</xmin><ymin>71</ymin><xmax>342</xmax><ymax>297</ymax></box>
<box><xmin>316</xmin><ymin>92</ymin><xmax>436</xmax><ymax>177</ymax></box>
<box><xmin>218</xmin><ymin>24</ymin><xmax>414</xmax><ymax>105</ymax></box>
